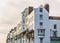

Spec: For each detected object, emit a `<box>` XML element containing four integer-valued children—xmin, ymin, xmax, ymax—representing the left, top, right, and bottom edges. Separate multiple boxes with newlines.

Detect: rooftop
<box><xmin>49</xmin><ymin>16</ymin><xmax>60</xmax><ymax>20</ymax></box>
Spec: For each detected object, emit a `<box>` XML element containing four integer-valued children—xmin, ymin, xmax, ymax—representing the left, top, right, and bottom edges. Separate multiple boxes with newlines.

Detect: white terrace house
<box><xmin>7</xmin><ymin>4</ymin><xmax>60</xmax><ymax>43</ymax></box>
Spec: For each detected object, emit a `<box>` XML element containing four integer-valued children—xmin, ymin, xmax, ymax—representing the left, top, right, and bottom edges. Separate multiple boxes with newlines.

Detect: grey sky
<box><xmin>0</xmin><ymin>0</ymin><xmax>60</xmax><ymax>43</ymax></box>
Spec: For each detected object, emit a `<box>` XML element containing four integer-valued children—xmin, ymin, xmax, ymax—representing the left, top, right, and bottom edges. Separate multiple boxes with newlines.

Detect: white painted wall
<box><xmin>34</xmin><ymin>5</ymin><xmax>50</xmax><ymax>43</ymax></box>
<box><xmin>34</xmin><ymin>5</ymin><xmax>60</xmax><ymax>43</ymax></box>
<box><xmin>9</xmin><ymin>5</ymin><xmax>60</xmax><ymax>43</ymax></box>
<box><xmin>49</xmin><ymin>20</ymin><xmax>60</xmax><ymax>37</ymax></box>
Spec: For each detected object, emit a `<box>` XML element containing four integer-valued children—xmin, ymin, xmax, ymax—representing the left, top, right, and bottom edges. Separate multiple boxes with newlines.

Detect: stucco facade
<box><xmin>6</xmin><ymin>4</ymin><xmax>60</xmax><ymax>43</ymax></box>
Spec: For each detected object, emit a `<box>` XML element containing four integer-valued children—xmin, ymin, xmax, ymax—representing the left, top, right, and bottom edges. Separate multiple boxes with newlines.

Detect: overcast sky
<box><xmin>0</xmin><ymin>0</ymin><xmax>60</xmax><ymax>43</ymax></box>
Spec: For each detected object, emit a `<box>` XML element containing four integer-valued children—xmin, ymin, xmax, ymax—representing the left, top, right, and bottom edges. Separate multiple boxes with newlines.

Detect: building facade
<box><xmin>6</xmin><ymin>4</ymin><xmax>60</xmax><ymax>43</ymax></box>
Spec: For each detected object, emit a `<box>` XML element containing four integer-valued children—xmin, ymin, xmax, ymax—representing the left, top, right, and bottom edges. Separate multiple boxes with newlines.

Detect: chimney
<box><xmin>28</xmin><ymin>7</ymin><xmax>33</xmax><ymax>14</ymax></box>
<box><xmin>44</xmin><ymin>4</ymin><xmax>49</xmax><ymax>13</ymax></box>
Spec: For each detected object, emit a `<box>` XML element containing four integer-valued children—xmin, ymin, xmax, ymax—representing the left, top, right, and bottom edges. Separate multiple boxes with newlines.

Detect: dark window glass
<box><xmin>40</xmin><ymin>15</ymin><xmax>43</xmax><ymax>20</ymax></box>
<box><xmin>37</xmin><ymin>29</ymin><xmax>45</xmax><ymax>36</ymax></box>
<box><xmin>49</xmin><ymin>17</ymin><xmax>53</xmax><ymax>19</ymax></box>
<box><xmin>23</xmin><ymin>14</ymin><xmax>24</xmax><ymax>16</ymax></box>
<box><xmin>40</xmin><ymin>38</ymin><xmax>43</xmax><ymax>43</ymax></box>
<box><xmin>23</xmin><ymin>19</ymin><xmax>25</xmax><ymax>23</ymax></box>
<box><xmin>53</xmin><ymin>31</ymin><xmax>57</xmax><ymax>37</ymax></box>
<box><xmin>23</xmin><ymin>27</ymin><xmax>24</xmax><ymax>29</ymax></box>
<box><xmin>53</xmin><ymin>17</ymin><xmax>56</xmax><ymax>19</ymax></box>
<box><xmin>54</xmin><ymin>24</ymin><xmax>57</xmax><ymax>29</ymax></box>
<box><xmin>40</xmin><ymin>22</ymin><xmax>43</xmax><ymax>26</ymax></box>
<box><xmin>40</xmin><ymin>8</ymin><xmax>43</xmax><ymax>12</ymax></box>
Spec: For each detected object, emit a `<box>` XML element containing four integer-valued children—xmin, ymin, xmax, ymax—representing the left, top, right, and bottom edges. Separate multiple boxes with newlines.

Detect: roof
<box><xmin>49</xmin><ymin>16</ymin><xmax>60</xmax><ymax>20</ymax></box>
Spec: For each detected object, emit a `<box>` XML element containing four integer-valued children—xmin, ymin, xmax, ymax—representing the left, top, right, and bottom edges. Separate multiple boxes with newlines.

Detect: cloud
<box><xmin>57</xmin><ymin>0</ymin><xmax>60</xmax><ymax>2</ymax></box>
<box><xmin>0</xmin><ymin>34</ymin><xmax>7</xmax><ymax>43</ymax></box>
<box><xmin>0</xmin><ymin>0</ymin><xmax>60</xmax><ymax>43</ymax></box>
<box><xmin>0</xmin><ymin>24</ymin><xmax>17</xmax><ymax>34</ymax></box>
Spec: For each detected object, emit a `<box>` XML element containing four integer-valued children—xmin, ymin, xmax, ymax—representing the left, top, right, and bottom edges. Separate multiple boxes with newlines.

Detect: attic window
<box><xmin>40</xmin><ymin>8</ymin><xmax>43</xmax><ymax>12</ymax></box>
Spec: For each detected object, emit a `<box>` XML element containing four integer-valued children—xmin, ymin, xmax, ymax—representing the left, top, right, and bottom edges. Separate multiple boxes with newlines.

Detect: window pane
<box><xmin>37</xmin><ymin>29</ymin><xmax>45</xmax><ymax>36</ymax></box>
<box><xmin>53</xmin><ymin>31</ymin><xmax>57</xmax><ymax>37</ymax></box>
<box><xmin>54</xmin><ymin>24</ymin><xmax>57</xmax><ymax>29</ymax></box>
<box><xmin>40</xmin><ymin>22</ymin><xmax>43</xmax><ymax>26</ymax></box>
<box><xmin>40</xmin><ymin>8</ymin><xmax>43</xmax><ymax>12</ymax></box>
<box><xmin>40</xmin><ymin>38</ymin><xmax>43</xmax><ymax>43</ymax></box>
<box><xmin>40</xmin><ymin>15</ymin><xmax>43</xmax><ymax>20</ymax></box>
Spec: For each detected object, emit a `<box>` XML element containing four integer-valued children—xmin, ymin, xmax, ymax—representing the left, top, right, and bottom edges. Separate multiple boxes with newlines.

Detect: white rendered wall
<box><xmin>49</xmin><ymin>20</ymin><xmax>60</xmax><ymax>37</ymax></box>
<box><xmin>34</xmin><ymin>5</ymin><xmax>50</xmax><ymax>43</ymax></box>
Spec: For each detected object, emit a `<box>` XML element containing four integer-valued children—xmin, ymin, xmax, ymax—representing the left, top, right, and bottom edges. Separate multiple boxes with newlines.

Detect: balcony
<box><xmin>38</xmin><ymin>33</ymin><xmax>45</xmax><ymax>38</ymax></box>
<box><xmin>38</xmin><ymin>33</ymin><xmax>45</xmax><ymax>36</ymax></box>
<box><xmin>37</xmin><ymin>29</ymin><xmax>45</xmax><ymax>38</ymax></box>
<box><xmin>50</xmin><ymin>29</ymin><xmax>57</xmax><ymax>37</ymax></box>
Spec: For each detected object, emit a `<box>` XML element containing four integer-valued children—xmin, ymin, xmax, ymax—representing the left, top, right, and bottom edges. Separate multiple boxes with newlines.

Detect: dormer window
<box><xmin>39</xmin><ymin>8</ymin><xmax>43</xmax><ymax>12</ymax></box>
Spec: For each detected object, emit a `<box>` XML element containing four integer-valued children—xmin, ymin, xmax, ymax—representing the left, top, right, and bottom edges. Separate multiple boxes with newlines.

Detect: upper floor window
<box><xmin>53</xmin><ymin>31</ymin><xmax>57</xmax><ymax>37</ymax></box>
<box><xmin>39</xmin><ymin>8</ymin><xmax>43</xmax><ymax>12</ymax></box>
<box><xmin>40</xmin><ymin>22</ymin><xmax>43</xmax><ymax>26</ymax></box>
<box><xmin>37</xmin><ymin>29</ymin><xmax>45</xmax><ymax>36</ymax></box>
<box><xmin>22</xmin><ymin>25</ymin><xmax>25</xmax><ymax>29</ymax></box>
<box><xmin>40</xmin><ymin>15</ymin><xmax>43</xmax><ymax>20</ymax></box>
<box><xmin>23</xmin><ymin>14</ymin><xmax>24</xmax><ymax>16</ymax></box>
<box><xmin>23</xmin><ymin>19</ymin><xmax>25</xmax><ymax>23</ymax></box>
<box><xmin>40</xmin><ymin>38</ymin><xmax>43</xmax><ymax>43</ymax></box>
<box><xmin>54</xmin><ymin>24</ymin><xmax>57</xmax><ymax>29</ymax></box>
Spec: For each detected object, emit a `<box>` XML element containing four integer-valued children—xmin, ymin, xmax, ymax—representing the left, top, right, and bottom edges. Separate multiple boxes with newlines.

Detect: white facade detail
<box><xmin>6</xmin><ymin>4</ymin><xmax>60</xmax><ymax>43</ymax></box>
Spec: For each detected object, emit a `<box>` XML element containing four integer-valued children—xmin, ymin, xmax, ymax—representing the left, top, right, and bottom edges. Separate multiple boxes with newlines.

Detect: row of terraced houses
<box><xmin>6</xmin><ymin>4</ymin><xmax>60</xmax><ymax>43</ymax></box>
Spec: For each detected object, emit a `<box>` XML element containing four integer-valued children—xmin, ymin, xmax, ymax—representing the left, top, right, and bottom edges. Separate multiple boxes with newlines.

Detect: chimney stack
<box><xmin>28</xmin><ymin>7</ymin><xmax>33</xmax><ymax>14</ymax></box>
<box><xmin>44</xmin><ymin>4</ymin><xmax>49</xmax><ymax>13</ymax></box>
